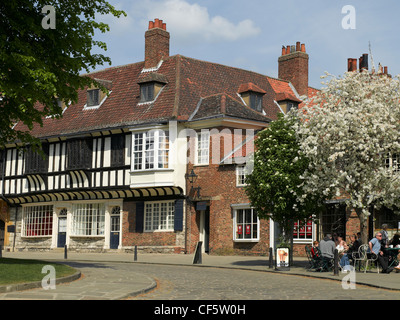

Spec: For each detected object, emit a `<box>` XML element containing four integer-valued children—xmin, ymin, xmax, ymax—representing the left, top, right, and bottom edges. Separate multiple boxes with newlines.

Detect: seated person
<box><xmin>389</xmin><ymin>233</ymin><xmax>400</xmax><ymax>247</ymax></box>
<box><xmin>311</xmin><ymin>240</ymin><xmax>319</xmax><ymax>259</ymax></box>
<box><xmin>368</xmin><ymin>232</ymin><xmax>393</xmax><ymax>274</ymax></box>
<box><xmin>319</xmin><ymin>234</ymin><xmax>335</xmax><ymax>260</ymax></box>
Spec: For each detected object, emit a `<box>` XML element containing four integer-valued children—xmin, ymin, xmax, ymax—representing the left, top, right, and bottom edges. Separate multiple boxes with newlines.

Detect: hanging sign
<box><xmin>237</xmin><ymin>225</ymin><xmax>242</xmax><ymax>234</ymax></box>
<box><xmin>245</xmin><ymin>225</ymin><xmax>251</xmax><ymax>235</ymax></box>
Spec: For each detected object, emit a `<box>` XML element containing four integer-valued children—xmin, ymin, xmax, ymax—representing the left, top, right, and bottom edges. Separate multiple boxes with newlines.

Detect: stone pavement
<box><xmin>1</xmin><ymin>250</ymin><xmax>400</xmax><ymax>299</ymax></box>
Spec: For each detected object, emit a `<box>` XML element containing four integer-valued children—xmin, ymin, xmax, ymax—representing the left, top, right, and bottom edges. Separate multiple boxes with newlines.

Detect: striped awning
<box><xmin>4</xmin><ymin>186</ymin><xmax>184</xmax><ymax>205</ymax></box>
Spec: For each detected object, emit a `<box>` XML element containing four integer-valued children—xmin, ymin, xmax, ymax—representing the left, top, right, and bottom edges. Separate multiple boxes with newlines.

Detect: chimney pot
<box><xmin>145</xmin><ymin>19</ymin><xmax>170</xmax><ymax>69</ymax></box>
<box><xmin>286</xmin><ymin>46</ymin><xmax>290</xmax><ymax>55</ymax></box>
<box><xmin>296</xmin><ymin>42</ymin><xmax>301</xmax><ymax>52</ymax></box>
<box><xmin>384</xmin><ymin>66</ymin><xmax>388</xmax><ymax>74</ymax></box>
<box><xmin>301</xmin><ymin>44</ymin><xmax>306</xmax><ymax>52</ymax></box>
<box><xmin>282</xmin><ymin>46</ymin><xmax>286</xmax><ymax>56</ymax></box>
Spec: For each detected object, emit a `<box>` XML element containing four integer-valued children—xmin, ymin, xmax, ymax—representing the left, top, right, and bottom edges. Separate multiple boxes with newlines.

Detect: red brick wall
<box><xmin>121</xmin><ymin>200</ymin><xmax>178</xmax><ymax>249</ymax></box>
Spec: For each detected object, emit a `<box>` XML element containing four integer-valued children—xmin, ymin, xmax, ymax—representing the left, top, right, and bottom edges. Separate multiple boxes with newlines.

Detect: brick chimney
<box><xmin>278</xmin><ymin>41</ymin><xmax>309</xmax><ymax>96</ymax></box>
<box><xmin>144</xmin><ymin>19</ymin><xmax>170</xmax><ymax>69</ymax></box>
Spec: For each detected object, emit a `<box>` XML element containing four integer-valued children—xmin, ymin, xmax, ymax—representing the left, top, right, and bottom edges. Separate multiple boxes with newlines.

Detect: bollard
<box><xmin>334</xmin><ymin>249</ymin><xmax>339</xmax><ymax>276</ymax></box>
<box><xmin>134</xmin><ymin>245</ymin><xmax>138</xmax><ymax>261</ymax></box>
<box><xmin>64</xmin><ymin>244</ymin><xmax>68</xmax><ymax>260</ymax></box>
<box><xmin>268</xmin><ymin>247</ymin><xmax>274</xmax><ymax>268</ymax></box>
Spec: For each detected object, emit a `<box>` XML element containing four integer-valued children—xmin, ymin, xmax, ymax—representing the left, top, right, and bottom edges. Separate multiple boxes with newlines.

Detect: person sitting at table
<box><xmin>347</xmin><ymin>232</ymin><xmax>362</xmax><ymax>262</ymax></box>
<box><xmin>319</xmin><ymin>234</ymin><xmax>336</xmax><ymax>260</ymax></box>
<box><xmin>336</xmin><ymin>236</ymin><xmax>350</xmax><ymax>268</ymax></box>
<box><xmin>389</xmin><ymin>233</ymin><xmax>400</xmax><ymax>247</ymax></box>
<box><xmin>368</xmin><ymin>232</ymin><xmax>393</xmax><ymax>274</ymax></box>
<box><xmin>311</xmin><ymin>240</ymin><xmax>319</xmax><ymax>259</ymax></box>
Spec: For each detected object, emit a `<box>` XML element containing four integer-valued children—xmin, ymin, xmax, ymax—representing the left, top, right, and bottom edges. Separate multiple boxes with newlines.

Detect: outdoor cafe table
<box><xmin>384</xmin><ymin>247</ymin><xmax>400</xmax><ymax>268</ymax></box>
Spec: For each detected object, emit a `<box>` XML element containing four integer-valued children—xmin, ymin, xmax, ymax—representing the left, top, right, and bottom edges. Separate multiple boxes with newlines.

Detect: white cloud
<box><xmin>146</xmin><ymin>0</ymin><xmax>260</xmax><ymax>42</ymax></box>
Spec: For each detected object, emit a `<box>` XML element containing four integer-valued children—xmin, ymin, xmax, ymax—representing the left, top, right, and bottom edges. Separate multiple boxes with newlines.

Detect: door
<box><xmin>110</xmin><ymin>206</ymin><xmax>120</xmax><ymax>249</ymax></box>
<box><xmin>199</xmin><ymin>208</ymin><xmax>210</xmax><ymax>253</ymax></box>
<box><xmin>0</xmin><ymin>220</ymin><xmax>5</xmax><ymax>247</ymax></box>
<box><xmin>57</xmin><ymin>209</ymin><xmax>67</xmax><ymax>248</ymax></box>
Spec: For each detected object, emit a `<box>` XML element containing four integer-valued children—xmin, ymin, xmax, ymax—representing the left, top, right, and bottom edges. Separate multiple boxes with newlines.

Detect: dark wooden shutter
<box><xmin>111</xmin><ymin>134</ymin><xmax>125</xmax><ymax>167</ymax></box>
<box><xmin>174</xmin><ymin>199</ymin><xmax>184</xmax><ymax>231</ymax></box>
<box><xmin>135</xmin><ymin>202</ymin><xmax>144</xmax><ymax>232</ymax></box>
<box><xmin>67</xmin><ymin>138</ymin><xmax>92</xmax><ymax>170</ymax></box>
<box><xmin>25</xmin><ymin>144</ymin><xmax>49</xmax><ymax>174</ymax></box>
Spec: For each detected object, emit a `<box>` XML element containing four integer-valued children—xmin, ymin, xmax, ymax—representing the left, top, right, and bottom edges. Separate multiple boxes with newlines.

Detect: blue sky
<box><xmin>92</xmin><ymin>0</ymin><xmax>400</xmax><ymax>89</ymax></box>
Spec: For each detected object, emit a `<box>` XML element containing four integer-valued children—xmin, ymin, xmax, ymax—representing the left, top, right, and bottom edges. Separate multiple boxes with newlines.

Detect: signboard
<box><xmin>7</xmin><ymin>225</ymin><xmax>15</xmax><ymax>233</ymax></box>
<box><xmin>196</xmin><ymin>202</ymin><xmax>207</xmax><ymax>211</ymax></box>
<box><xmin>275</xmin><ymin>247</ymin><xmax>290</xmax><ymax>271</ymax></box>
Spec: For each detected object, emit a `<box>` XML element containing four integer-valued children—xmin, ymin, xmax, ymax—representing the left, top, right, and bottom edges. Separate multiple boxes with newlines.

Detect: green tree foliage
<box><xmin>245</xmin><ymin>113</ymin><xmax>323</xmax><ymax>245</ymax></box>
<box><xmin>0</xmin><ymin>1</ymin><xmax>126</xmax><ymax>150</ymax></box>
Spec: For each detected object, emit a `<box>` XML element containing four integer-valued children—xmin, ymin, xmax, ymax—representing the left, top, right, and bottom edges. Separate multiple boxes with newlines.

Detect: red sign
<box><xmin>237</xmin><ymin>225</ymin><xmax>242</xmax><ymax>234</ymax></box>
<box><xmin>246</xmin><ymin>225</ymin><xmax>251</xmax><ymax>235</ymax></box>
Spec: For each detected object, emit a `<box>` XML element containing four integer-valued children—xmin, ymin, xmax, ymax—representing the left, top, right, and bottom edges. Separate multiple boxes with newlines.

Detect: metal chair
<box><xmin>352</xmin><ymin>244</ymin><xmax>367</xmax><ymax>271</ymax></box>
<box><xmin>365</xmin><ymin>249</ymin><xmax>379</xmax><ymax>274</ymax></box>
<box><xmin>353</xmin><ymin>244</ymin><xmax>379</xmax><ymax>273</ymax></box>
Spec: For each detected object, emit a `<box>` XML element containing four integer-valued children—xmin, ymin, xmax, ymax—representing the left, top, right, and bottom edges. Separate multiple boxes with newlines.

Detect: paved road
<box><xmin>132</xmin><ymin>264</ymin><xmax>400</xmax><ymax>300</ymax></box>
<box><xmin>2</xmin><ymin>260</ymin><xmax>398</xmax><ymax>300</ymax></box>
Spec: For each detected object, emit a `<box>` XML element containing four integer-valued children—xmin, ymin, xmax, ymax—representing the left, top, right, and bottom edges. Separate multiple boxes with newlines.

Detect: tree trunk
<box><xmin>355</xmin><ymin>208</ymin><xmax>370</xmax><ymax>245</ymax></box>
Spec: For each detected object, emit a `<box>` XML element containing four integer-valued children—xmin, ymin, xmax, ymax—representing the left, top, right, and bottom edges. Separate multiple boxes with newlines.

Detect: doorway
<box><xmin>57</xmin><ymin>209</ymin><xmax>67</xmax><ymax>248</ymax></box>
<box><xmin>110</xmin><ymin>206</ymin><xmax>120</xmax><ymax>249</ymax></box>
<box><xmin>0</xmin><ymin>220</ymin><xmax>5</xmax><ymax>247</ymax></box>
<box><xmin>199</xmin><ymin>207</ymin><xmax>209</xmax><ymax>253</ymax></box>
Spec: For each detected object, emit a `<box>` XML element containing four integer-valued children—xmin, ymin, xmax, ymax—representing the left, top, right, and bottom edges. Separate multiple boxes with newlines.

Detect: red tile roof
<box><xmin>15</xmin><ymin>54</ymin><xmax>308</xmax><ymax>138</ymax></box>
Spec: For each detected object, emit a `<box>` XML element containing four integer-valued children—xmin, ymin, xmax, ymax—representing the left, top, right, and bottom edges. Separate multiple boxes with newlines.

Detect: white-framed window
<box><xmin>132</xmin><ymin>130</ymin><xmax>169</xmax><ymax>171</ymax></box>
<box><xmin>71</xmin><ymin>203</ymin><xmax>105</xmax><ymax>236</ymax></box>
<box><xmin>196</xmin><ymin>131</ymin><xmax>210</xmax><ymax>165</ymax></box>
<box><xmin>293</xmin><ymin>218</ymin><xmax>314</xmax><ymax>242</ymax></box>
<box><xmin>385</xmin><ymin>153</ymin><xmax>400</xmax><ymax>172</ymax></box>
<box><xmin>233</xmin><ymin>207</ymin><xmax>259</xmax><ymax>242</ymax></box>
<box><xmin>144</xmin><ymin>201</ymin><xmax>175</xmax><ymax>232</ymax></box>
<box><xmin>87</xmin><ymin>89</ymin><xmax>100</xmax><ymax>107</ymax></box>
<box><xmin>236</xmin><ymin>165</ymin><xmax>247</xmax><ymax>186</ymax></box>
<box><xmin>22</xmin><ymin>205</ymin><xmax>53</xmax><ymax>237</ymax></box>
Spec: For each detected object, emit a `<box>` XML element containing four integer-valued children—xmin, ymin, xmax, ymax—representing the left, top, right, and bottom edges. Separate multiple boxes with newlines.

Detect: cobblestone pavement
<box><xmin>132</xmin><ymin>264</ymin><xmax>400</xmax><ymax>300</ymax></box>
<box><xmin>2</xmin><ymin>251</ymin><xmax>400</xmax><ymax>300</ymax></box>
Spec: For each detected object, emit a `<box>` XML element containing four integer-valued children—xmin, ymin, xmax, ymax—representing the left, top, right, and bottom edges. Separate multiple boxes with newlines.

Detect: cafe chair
<box><xmin>352</xmin><ymin>244</ymin><xmax>367</xmax><ymax>272</ymax></box>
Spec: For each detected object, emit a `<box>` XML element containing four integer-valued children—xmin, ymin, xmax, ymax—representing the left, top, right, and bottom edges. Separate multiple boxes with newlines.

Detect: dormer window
<box><xmin>137</xmin><ymin>73</ymin><xmax>168</xmax><ymax>104</ymax></box>
<box><xmin>84</xmin><ymin>78</ymin><xmax>112</xmax><ymax>110</ymax></box>
<box><xmin>237</xmin><ymin>82</ymin><xmax>266</xmax><ymax>113</ymax></box>
<box><xmin>250</xmin><ymin>93</ymin><xmax>263</xmax><ymax>112</ymax></box>
<box><xmin>87</xmin><ymin>89</ymin><xmax>100</xmax><ymax>107</ymax></box>
<box><xmin>140</xmin><ymin>83</ymin><xmax>155</xmax><ymax>102</ymax></box>
<box><xmin>275</xmin><ymin>92</ymin><xmax>302</xmax><ymax>114</ymax></box>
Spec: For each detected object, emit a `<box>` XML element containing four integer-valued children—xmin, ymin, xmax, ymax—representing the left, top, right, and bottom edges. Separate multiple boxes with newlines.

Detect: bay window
<box><xmin>132</xmin><ymin>130</ymin><xmax>169</xmax><ymax>170</ymax></box>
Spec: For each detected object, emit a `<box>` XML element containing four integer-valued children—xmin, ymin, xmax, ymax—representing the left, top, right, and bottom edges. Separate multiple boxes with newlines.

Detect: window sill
<box><xmin>131</xmin><ymin>168</ymin><xmax>173</xmax><ymax>174</ymax></box>
<box><xmin>69</xmin><ymin>235</ymin><xmax>105</xmax><ymax>238</ymax></box>
<box><xmin>233</xmin><ymin>239</ymin><xmax>259</xmax><ymax>243</ymax></box>
<box><xmin>21</xmin><ymin>235</ymin><xmax>52</xmax><ymax>239</ymax></box>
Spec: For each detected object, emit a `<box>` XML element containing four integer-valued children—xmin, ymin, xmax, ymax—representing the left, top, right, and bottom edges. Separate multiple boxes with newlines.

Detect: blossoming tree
<box><xmin>293</xmin><ymin>70</ymin><xmax>400</xmax><ymax>244</ymax></box>
<box><xmin>245</xmin><ymin>113</ymin><xmax>324</xmax><ymax>259</ymax></box>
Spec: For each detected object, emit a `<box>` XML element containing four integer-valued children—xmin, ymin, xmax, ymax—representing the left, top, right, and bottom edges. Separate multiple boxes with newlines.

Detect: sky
<box><xmin>91</xmin><ymin>0</ymin><xmax>400</xmax><ymax>90</ymax></box>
